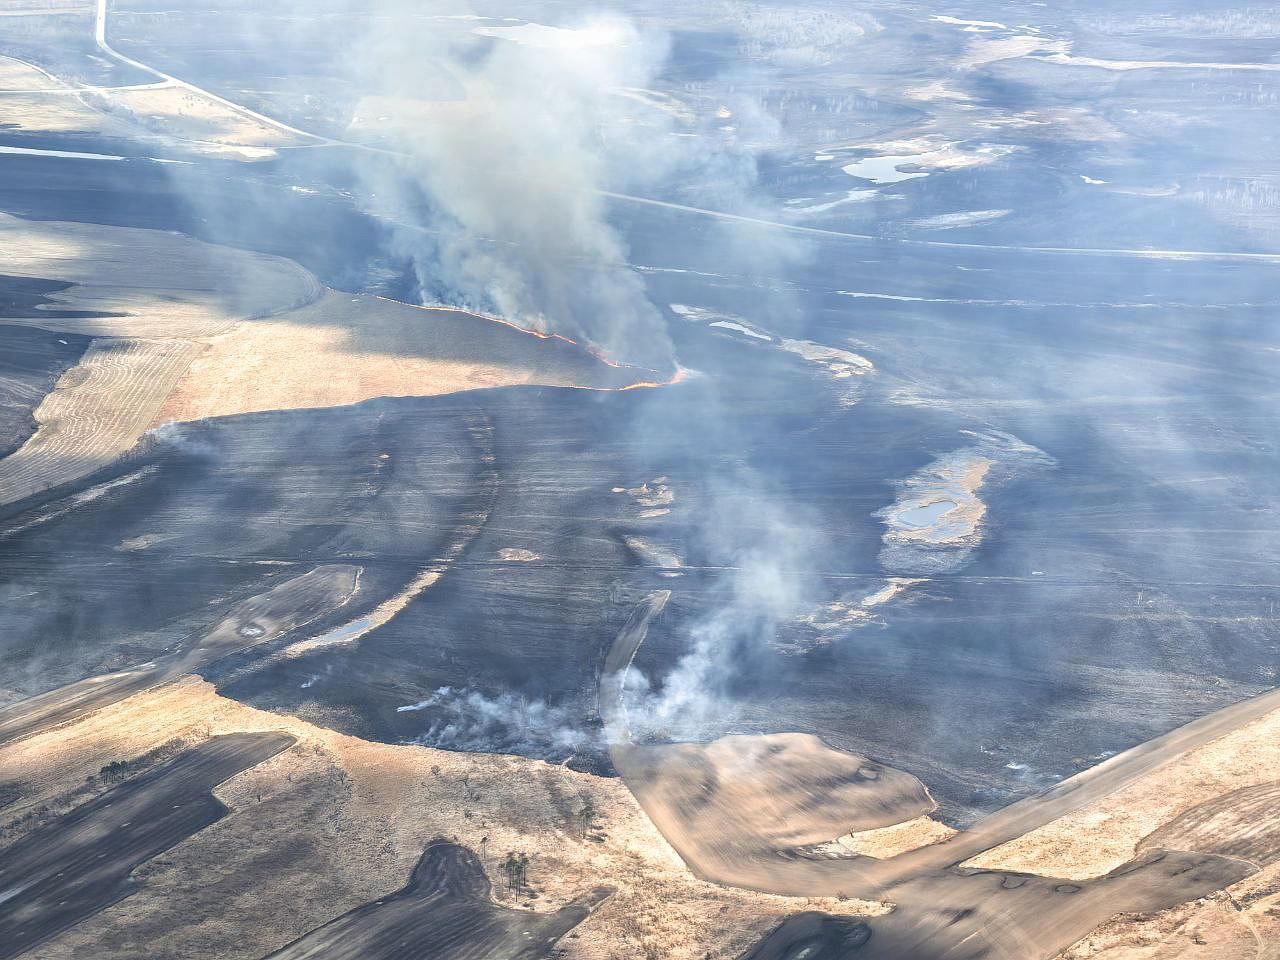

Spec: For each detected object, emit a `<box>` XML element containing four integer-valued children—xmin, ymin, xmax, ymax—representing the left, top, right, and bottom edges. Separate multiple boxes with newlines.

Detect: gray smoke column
<box><xmin>354</xmin><ymin>13</ymin><xmax>678</xmax><ymax>371</ymax></box>
<box><xmin>617</xmin><ymin>480</ymin><xmax>820</xmax><ymax>743</ymax></box>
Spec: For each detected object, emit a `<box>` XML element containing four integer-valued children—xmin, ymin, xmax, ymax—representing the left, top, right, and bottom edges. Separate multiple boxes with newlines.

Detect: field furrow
<box><xmin>0</xmin><ymin>336</ymin><xmax>201</xmax><ymax>506</ymax></box>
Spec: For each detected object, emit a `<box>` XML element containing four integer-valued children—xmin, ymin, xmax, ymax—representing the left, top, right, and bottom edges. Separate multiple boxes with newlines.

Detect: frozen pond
<box><xmin>841</xmin><ymin>154</ymin><xmax>930</xmax><ymax>184</ymax></box>
<box><xmin>895</xmin><ymin>499</ymin><xmax>957</xmax><ymax>529</ymax></box>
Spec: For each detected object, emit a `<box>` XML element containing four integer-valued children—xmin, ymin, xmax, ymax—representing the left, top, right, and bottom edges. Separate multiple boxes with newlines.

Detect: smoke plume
<box><xmin>353</xmin><ymin>12</ymin><xmax>683</xmax><ymax>370</ymax></box>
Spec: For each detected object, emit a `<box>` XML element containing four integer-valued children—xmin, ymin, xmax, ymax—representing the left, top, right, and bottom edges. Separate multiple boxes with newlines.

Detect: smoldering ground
<box><xmin>316</xmin><ymin>2</ymin><xmax>829</xmax><ymax>758</ymax></box>
<box><xmin>11</xmin><ymin>0</ymin><xmax>1279</xmax><ymax>823</ymax></box>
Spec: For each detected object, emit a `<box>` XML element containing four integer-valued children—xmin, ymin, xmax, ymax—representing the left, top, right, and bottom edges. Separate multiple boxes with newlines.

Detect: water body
<box><xmin>895</xmin><ymin>499</ymin><xmax>957</xmax><ymax>529</ymax></box>
<box><xmin>841</xmin><ymin>154</ymin><xmax>931</xmax><ymax>184</ymax></box>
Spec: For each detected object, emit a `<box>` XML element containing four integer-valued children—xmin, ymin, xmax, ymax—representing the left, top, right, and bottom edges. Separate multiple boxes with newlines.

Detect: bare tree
<box><xmin>576</xmin><ymin>797</ymin><xmax>597</xmax><ymax>838</ymax></box>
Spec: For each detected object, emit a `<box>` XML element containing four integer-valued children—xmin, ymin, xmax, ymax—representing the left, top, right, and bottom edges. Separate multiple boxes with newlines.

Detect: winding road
<box><xmin>93</xmin><ymin>0</ymin><xmax>325</xmax><ymax>143</ymax></box>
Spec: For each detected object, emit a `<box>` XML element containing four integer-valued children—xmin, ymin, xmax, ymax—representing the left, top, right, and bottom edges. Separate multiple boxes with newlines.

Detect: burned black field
<box><xmin>3</xmin><ymin>1</ymin><xmax>1280</xmax><ymax>958</ymax></box>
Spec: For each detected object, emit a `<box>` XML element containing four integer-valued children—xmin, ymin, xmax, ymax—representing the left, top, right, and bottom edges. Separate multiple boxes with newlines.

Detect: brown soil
<box><xmin>1059</xmin><ymin>859</ymin><xmax>1280</xmax><ymax>960</ymax></box>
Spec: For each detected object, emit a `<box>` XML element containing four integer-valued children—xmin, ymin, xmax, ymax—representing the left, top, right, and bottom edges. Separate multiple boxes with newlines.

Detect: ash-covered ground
<box><xmin>1</xmin><ymin>0</ymin><xmax>1278</xmax><ymax>836</ymax></box>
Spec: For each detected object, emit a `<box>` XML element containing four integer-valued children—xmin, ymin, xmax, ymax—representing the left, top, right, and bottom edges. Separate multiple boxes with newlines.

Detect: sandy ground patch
<box><xmin>967</xmin><ymin>696</ymin><xmax>1280</xmax><ymax>955</ymax></box>
<box><xmin>0</xmin><ymin>53</ymin><xmax>67</xmax><ymax>88</ymax></box>
<box><xmin>881</xmin><ymin>455</ymin><xmax>992</xmax><ymax>547</ymax></box>
<box><xmin>496</xmin><ymin>547</ymin><xmax>540</xmax><ymax>561</ymax></box>
<box><xmin>795</xmin><ymin>577</ymin><xmax>928</xmax><ymax>640</ymax></box>
<box><xmin>827</xmin><ymin>816</ymin><xmax>958</xmax><ymax>859</ymax></box>
<box><xmin>613</xmin><ymin>477</ymin><xmax>674</xmax><ymax>519</ymax></box>
<box><xmin>0</xmin><ymin>677</ymin><xmax>884</xmax><ymax>960</ymax></box>
<box><xmin>1059</xmin><ymin>860</ymin><xmax>1280</xmax><ymax>959</ymax></box>
<box><xmin>0</xmin><ymin>90</ymin><xmax>139</xmax><ymax>136</ymax></box>
<box><xmin>612</xmin><ymin>732</ymin><xmax>938</xmax><ymax>893</ymax></box>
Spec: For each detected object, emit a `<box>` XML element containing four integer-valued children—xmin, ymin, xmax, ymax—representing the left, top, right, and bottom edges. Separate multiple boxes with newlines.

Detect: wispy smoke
<box><xmin>402</xmin><ymin>685</ymin><xmax>595</xmax><ymax>759</ymax></box>
<box><xmin>353</xmin><ymin>13</ymin><xmax>681</xmax><ymax>370</ymax></box>
<box><xmin>616</xmin><ymin>486</ymin><xmax>818</xmax><ymax>743</ymax></box>
<box><xmin>341</xmin><ymin>5</ymin><xmax>820</xmax><ymax>755</ymax></box>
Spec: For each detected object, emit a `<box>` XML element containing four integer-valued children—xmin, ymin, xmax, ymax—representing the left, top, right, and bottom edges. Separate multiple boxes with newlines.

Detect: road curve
<box><xmin>94</xmin><ymin>0</ymin><xmax>327</xmax><ymax>143</ymax></box>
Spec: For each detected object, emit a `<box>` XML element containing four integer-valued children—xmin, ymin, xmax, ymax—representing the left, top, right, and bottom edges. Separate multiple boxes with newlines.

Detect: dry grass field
<box><xmin>0</xmin><ymin>46</ymin><xmax>309</xmax><ymax>156</ymax></box>
<box><xmin>0</xmin><ymin>677</ymin><xmax>886</xmax><ymax>960</ymax></box>
<box><xmin>156</xmin><ymin>291</ymin><xmax>651</xmax><ymax>423</ymax></box>
<box><xmin>0</xmin><ymin>337</ymin><xmax>199</xmax><ymax>506</ymax></box>
<box><xmin>0</xmin><ymin>215</ymin><xmax>655</xmax><ymax>509</ymax></box>
<box><xmin>83</xmin><ymin>83</ymin><xmax>307</xmax><ymax>152</ymax></box>
<box><xmin>964</xmin><ymin>702</ymin><xmax>1280</xmax><ymax>958</ymax></box>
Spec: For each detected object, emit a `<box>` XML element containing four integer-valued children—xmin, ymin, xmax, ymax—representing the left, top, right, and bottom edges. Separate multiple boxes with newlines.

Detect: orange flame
<box><xmin>616</xmin><ymin>366</ymin><xmax>688</xmax><ymax>391</ymax></box>
<box><xmin>372</xmin><ymin>295</ymin><xmax>683</xmax><ymax>392</ymax></box>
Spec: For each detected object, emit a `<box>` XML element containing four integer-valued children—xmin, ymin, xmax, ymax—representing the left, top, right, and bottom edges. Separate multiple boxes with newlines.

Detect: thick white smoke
<box><xmin>616</xmin><ymin>489</ymin><xmax>817</xmax><ymax>743</ymax></box>
<box><xmin>401</xmin><ymin>685</ymin><xmax>595</xmax><ymax>758</ymax></box>
<box><xmin>354</xmin><ymin>12</ymin><xmax>681</xmax><ymax>370</ymax></box>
